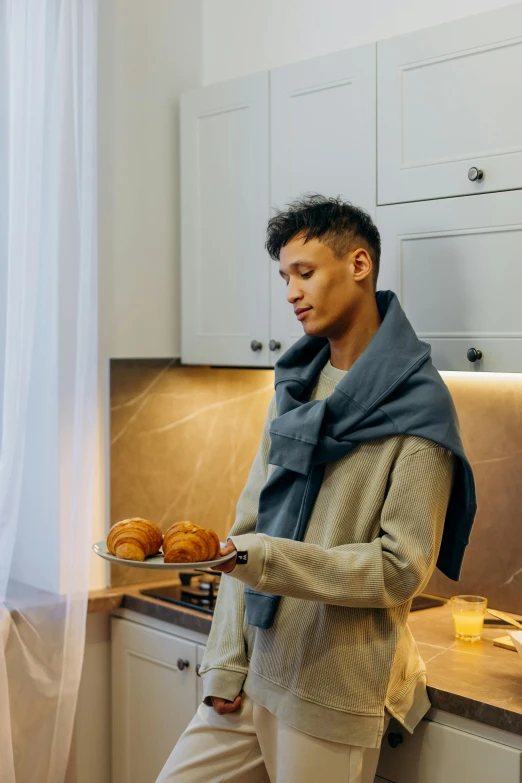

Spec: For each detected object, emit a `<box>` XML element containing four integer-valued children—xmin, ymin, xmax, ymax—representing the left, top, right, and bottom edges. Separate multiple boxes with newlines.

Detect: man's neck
<box><xmin>328</xmin><ymin>298</ymin><xmax>382</xmax><ymax>372</ymax></box>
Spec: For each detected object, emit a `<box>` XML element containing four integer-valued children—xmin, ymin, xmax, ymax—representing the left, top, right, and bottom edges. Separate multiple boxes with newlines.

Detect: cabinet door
<box><xmin>181</xmin><ymin>74</ymin><xmax>270</xmax><ymax>366</ymax></box>
<box><xmin>376</xmin><ymin>190</ymin><xmax>522</xmax><ymax>372</ymax></box>
<box><xmin>270</xmin><ymin>45</ymin><xmax>376</xmax><ymax>357</ymax></box>
<box><xmin>112</xmin><ymin>618</ymin><xmax>198</xmax><ymax>783</ymax></box>
<box><xmin>377</xmin><ymin>717</ymin><xmax>522</xmax><ymax>783</ymax></box>
<box><xmin>378</xmin><ymin>3</ymin><xmax>522</xmax><ymax>205</ymax></box>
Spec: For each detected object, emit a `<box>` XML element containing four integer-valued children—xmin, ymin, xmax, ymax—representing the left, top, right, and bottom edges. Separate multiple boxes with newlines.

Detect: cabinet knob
<box><xmin>269</xmin><ymin>339</ymin><xmax>281</xmax><ymax>352</ymax></box>
<box><xmin>195</xmin><ymin>664</ymin><xmax>201</xmax><ymax>677</ymax></box>
<box><xmin>388</xmin><ymin>732</ymin><xmax>404</xmax><ymax>749</ymax></box>
<box><xmin>177</xmin><ymin>658</ymin><xmax>190</xmax><ymax>671</ymax></box>
<box><xmin>468</xmin><ymin>166</ymin><xmax>484</xmax><ymax>182</ymax></box>
<box><xmin>250</xmin><ymin>340</ymin><xmax>263</xmax><ymax>352</ymax></box>
<box><xmin>467</xmin><ymin>347</ymin><xmax>483</xmax><ymax>363</ymax></box>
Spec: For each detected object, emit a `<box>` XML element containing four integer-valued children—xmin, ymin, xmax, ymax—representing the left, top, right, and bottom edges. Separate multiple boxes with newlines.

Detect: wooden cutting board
<box><xmin>493</xmin><ymin>635</ymin><xmax>517</xmax><ymax>651</ymax></box>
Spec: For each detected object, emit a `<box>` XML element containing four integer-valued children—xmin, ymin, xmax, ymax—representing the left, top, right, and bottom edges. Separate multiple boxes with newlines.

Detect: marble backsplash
<box><xmin>110</xmin><ymin>360</ymin><xmax>274</xmax><ymax>587</ymax></box>
<box><xmin>110</xmin><ymin>361</ymin><xmax>522</xmax><ymax>613</ymax></box>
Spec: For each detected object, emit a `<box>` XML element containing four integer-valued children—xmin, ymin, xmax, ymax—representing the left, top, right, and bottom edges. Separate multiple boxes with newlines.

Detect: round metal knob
<box><xmin>467</xmin><ymin>348</ymin><xmax>483</xmax><ymax>363</ymax></box>
<box><xmin>195</xmin><ymin>664</ymin><xmax>201</xmax><ymax>677</ymax></box>
<box><xmin>250</xmin><ymin>340</ymin><xmax>263</xmax><ymax>352</ymax></box>
<box><xmin>388</xmin><ymin>732</ymin><xmax>404</xmax><ymax>749</ymax></box>
<box><xmin>269</xmin><ymin>339</ymin><xmax>281</xmax><ymax>352</ymax></box>
<box><xmin>177</xmin><ymin>658</ymin><xmax>190</xmax><ymax>671</ymax></box>
<box><xmin>468</xmin><ymin>166</ymin><xmax>484</xmax><ymax>182</ymax></box>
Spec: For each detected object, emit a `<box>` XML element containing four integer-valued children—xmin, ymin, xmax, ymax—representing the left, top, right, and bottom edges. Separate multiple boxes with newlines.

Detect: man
<box><xmin>157</xmin><ymin>195</ymin><xmax>476</xmax><ymax>783</ymax></box>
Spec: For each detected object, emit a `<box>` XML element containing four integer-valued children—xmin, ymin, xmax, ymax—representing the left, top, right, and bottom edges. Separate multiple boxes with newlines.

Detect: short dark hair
<box><xmin>265</xmin><ymin>194</ymin><xmax>381</xmax><ymax>287</ymax></box>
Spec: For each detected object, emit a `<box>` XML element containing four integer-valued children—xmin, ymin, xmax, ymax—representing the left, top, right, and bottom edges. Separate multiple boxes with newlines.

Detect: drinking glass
<box><xmin>451</xmin><ymin>595</ymin><xmax>487</xmax><ymax>641</ymax></box>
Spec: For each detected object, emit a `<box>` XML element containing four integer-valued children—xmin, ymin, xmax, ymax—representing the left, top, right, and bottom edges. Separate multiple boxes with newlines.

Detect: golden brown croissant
<box><xmin>163</xmin><ymin>521</ymin><xmax>221</xmax><ymax>563</ymax></box>
<box><xmin>107</xmin><ymin>518</ymin><xmax>163</xmax><ymax>561</ymax></box>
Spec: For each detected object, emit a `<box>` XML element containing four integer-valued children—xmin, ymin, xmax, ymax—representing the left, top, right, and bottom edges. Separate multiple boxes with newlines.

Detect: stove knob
<box><xmin>177</xmin><ymin>658</ymin><xmax>190</xmax><ymax>671</ymax></box>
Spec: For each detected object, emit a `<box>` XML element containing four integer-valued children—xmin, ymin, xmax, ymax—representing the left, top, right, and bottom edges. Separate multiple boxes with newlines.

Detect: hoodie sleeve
<box><xmin>228</xmin><ymin>444</ymin><xmax>455</xmax><ymax>609</ymax></box>
<box><xmin>198</xmin><ymin>394</ymin><xmax>276</xmax><ymax>703</ymax></box>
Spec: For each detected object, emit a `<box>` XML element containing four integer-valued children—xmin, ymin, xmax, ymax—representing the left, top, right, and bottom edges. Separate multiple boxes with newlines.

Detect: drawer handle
<box><xmin>177</xmin><ymin>658</ymin><xmax>190</xmax><ymax>671</ymax></box>
<box><xmin>388</xmin><ymin>732</ymin><xmax>404</xmax><ymax>749</ymax></box>
<box><xmin>467</xmin><ymin>347</ymin><xmax>483</xmax><ymax>363</ymax></box>
<box><xmin>269</xmin><ymin>339</ymin><xmax>281</xmax><ymax>352</ymax></box>
<box><xmin>250</xmin><ymin>340</ymin><xmax>263</xmax><ymax>352</ymax></box>
<box><xmin>195</xmin><ymin>664</ymin><xmax>201</xmax><ymax>677</ymax></box>
<box><xmin>468</xmin><ymin>166</ymin><xmax>484</xmax><ymax>182</ymax></box>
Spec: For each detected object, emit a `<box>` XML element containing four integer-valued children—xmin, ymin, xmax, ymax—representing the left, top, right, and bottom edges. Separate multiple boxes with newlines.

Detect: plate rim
<box><xmin>92</xmin><ymin>539</ymin><xmax>235</xmax><ymax>570</ymax></box>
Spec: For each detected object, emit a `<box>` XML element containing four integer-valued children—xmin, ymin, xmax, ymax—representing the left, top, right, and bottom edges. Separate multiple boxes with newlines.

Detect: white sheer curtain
<box><xmin>0</xmin><ymin>1</ymin><xmax>98</xmax><ymax>781</ymax></box>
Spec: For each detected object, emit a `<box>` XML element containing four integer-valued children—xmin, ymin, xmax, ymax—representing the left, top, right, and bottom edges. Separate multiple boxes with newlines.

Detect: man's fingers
<box><xmin>211</xmin><ymin>694</ymin><xmax>242</xmax><ymax>714</ymax></box>
<box><xmin>219</xmin><ymin>540</ymin><xmax>236</xmax><ymax>556</ymax></box>
<box><xmin>211</xmin><ymin>554</ymin><xmax>237</xmax><ymax>573</ymax></box>
<box><xmin>216</xmin><ymin>697</ymin><xmax>241</xmax><ymax>714</ymax></box>
<box><xmin>211</xmin><ymin>540</ymin><xmax>237</xmax><ymax>573</ymax></box>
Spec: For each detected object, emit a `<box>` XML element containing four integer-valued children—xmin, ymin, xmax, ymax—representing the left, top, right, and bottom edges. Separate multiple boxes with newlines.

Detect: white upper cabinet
<box><xmin>377</xmin><ymin>3</ymin><xmax>522</xmax><ymax>205</ymax></box>
<box><xmin>181</xmin><ymin>74</ymin><xmax>270</xmax><ymax>366</ymax></box>
<box><xmin>376</xmin><ymin>190</ymin><xmax>522</xmax><ymax>372</ymax></box>
<box><xmin>270</xmin><ymin>45</ymin><xmax>376</xmax><ymax>355</ymax></box>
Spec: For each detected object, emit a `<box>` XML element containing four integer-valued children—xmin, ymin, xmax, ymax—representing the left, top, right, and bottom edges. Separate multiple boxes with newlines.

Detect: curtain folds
<box><xmin>0</xmin><ymin>1</ymin><xmax>98</xmax><ymax>780</ymax></box>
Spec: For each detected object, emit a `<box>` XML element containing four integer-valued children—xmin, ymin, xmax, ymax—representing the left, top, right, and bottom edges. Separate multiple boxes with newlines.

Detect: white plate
<box><xmin>92</xmin><ymin>540</ymin><xmax>235</xmax><ymax>570</ymax></box>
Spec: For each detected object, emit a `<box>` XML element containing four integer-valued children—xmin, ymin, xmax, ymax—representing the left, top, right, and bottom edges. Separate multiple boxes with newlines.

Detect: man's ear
<box><xmin>352</xmin><ymin>248</ymin><xmax>373</xmax><ymax>282</ymax></box>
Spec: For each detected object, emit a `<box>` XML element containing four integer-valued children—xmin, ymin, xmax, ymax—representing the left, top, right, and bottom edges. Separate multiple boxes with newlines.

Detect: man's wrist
<box><xmin>227</xmin><ymin>533</ymin><xmax>267</xmax><ymax>589</ymax></box>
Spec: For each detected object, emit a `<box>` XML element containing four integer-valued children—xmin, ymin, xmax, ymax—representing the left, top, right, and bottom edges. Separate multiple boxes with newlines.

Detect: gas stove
<box><xmin>140</xmin><ymin>571</ymin><xmax>222</xmax><ymax>615</ymax></box>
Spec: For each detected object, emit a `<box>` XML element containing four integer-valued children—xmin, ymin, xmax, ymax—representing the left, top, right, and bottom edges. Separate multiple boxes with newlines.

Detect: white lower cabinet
<box><xmin>111</xmin><ymin>614</ymin><xmax>522</xmax><ymax>783</ymax></box>
<box><xmin>376</xmin><ymin>717</ymin><xmax>522</xmax><ymax>783</ymax></box>
<box><xmin>111</xmin><ymin>617</ymin><xmax>204</xmax><ymax>783</ymax></box>
<box><xmin>196</xmin><ymin>643</ymin><xmax>205</xmax><ymax>706</ymax></box>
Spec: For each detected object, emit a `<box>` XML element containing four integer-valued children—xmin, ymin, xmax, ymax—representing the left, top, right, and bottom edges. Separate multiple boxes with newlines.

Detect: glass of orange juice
<box><xmin>451</xmin><ymin>595</ymin><xmax>487</xmax><ymax>641</ymax></box>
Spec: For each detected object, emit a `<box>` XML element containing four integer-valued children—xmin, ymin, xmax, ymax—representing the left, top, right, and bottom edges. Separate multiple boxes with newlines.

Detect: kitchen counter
<box><xmin>88</xmin><ymin>579</ymin><xmax>213</xmax><ymax>634</ymax></box>
<box><xmin>90</xmin><ymin>583</ymin><xmax>522</xmax><ymax>736</ymax></box>
<box><xmin>408</xmin><ymin>600</ymin><xmax>522</xmax><ymax>735</ymax></box>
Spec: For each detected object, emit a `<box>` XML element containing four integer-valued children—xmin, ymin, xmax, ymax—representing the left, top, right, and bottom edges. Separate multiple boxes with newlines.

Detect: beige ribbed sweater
<box><xmin>199</xmin><ymin>361</ymin><xmax>455</xmax><ymax>749</ymax></box>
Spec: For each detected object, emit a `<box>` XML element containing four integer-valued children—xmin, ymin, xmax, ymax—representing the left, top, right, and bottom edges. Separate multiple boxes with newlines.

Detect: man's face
<box><xmin>278</xmin><ymin>234</ymin><xmax>372</xmax><ymax>339</ymax></box>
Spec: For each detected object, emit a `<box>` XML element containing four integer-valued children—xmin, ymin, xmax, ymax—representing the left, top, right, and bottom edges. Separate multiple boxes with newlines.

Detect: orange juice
<box><xmin>451</xmin><ymin>595</ymin><xmax>487</xmax><ymax>641</ymax></box>
<box><xmin>453</xmin><ymin>610</ymin><xmax>484</xmax><ymax>639</ymax></box>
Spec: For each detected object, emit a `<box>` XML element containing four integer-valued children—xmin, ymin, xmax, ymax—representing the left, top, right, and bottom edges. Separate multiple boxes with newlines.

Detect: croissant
<box><xmin>163</xmin><ymin>521</ymin><xmax>221</xmax><ymax>563</ymax></box>
<box><xmin>107</xmin><ymin>518</ymin><xmax>163</xmax><ymax>561</ymax></box>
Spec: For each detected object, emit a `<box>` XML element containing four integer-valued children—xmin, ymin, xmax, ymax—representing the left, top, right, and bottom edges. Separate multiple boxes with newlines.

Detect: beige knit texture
<box><xmin>200</xmin><ymin>368</ymin><xmax>455</xmax><ymax>747</ymax></box>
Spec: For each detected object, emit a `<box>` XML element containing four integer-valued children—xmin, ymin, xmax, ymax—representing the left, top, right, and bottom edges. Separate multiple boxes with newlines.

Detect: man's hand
<box><xmin>211</xmin><ymin>539</ymin><xmax>237</xmax><ymax>573</ymax></box>
<box><xmin>211</xmin><ymin>693</ymin><xmax>242</xmax><ymax>714</ymax></box>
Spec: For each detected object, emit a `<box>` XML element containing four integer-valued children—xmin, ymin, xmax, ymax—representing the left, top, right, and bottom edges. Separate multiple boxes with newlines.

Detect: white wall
<box><xmin>202</xmin><ymin>0</ymin><xmax>520</xmax><ymax>83</ymax></box>
<box><xmin>93</xmin><ymin>0</ymin><xmax>202</xmax><ymax>590</ymax></box>
<box><xmin>99</xmin><ymin>0</ymin><xmax>202</xmax><ymax>360</ymax></box>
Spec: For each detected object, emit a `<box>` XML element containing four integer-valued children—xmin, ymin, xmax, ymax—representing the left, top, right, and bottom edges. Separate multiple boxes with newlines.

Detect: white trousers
<box><xmin>156</xmin><ymin>695</ymin><xmax>391</xmax><ymax>783</ymax></box>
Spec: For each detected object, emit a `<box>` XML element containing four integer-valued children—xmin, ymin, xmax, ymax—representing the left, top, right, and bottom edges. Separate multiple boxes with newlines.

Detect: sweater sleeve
<box><xmin>198</xmin><ymin>393</ymin><xmax>276</xmax><ymax>703</ymax></box>
<box><xmin>229</xmin><ymin>445</ymin><xmax>455</xmax><ymax>609</ymax></box>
